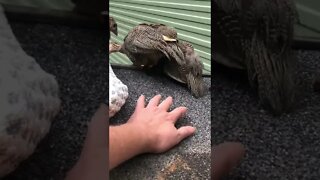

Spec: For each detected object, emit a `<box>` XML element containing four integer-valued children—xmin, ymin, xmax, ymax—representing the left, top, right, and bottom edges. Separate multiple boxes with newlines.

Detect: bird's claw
<box><xmin>109</xmin><ymin>43</ymin><xmax>121</xmax><ymax>53</ymax></box>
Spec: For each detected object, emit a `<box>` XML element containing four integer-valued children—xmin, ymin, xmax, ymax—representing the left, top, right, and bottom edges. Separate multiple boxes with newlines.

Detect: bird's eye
<box><xmin>113</xmin><ymin>24</ymin><xmax>117</xmax><ymax>28</ymax></box>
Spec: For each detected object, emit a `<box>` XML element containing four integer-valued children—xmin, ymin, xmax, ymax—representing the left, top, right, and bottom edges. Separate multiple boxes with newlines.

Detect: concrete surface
<box><xmin>212</xmin><ymin>50</ymin><xmax>320</xmax><ymax>180</ymax></box>
<box><xmin>109</xmin><ymin>69</ymin><xmax>211</xmax><ymax>180</ymax></box>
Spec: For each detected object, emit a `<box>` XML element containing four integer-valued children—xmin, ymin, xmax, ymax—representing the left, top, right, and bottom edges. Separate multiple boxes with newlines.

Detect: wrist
<box><xmin>109</xmin><ymin>123</ymin><xmax>151</xmax><ymax>169</ymax></box>
<box><xmin>122</xmin><ymin>122</ymin><xmax>151</xmax><ymax>154</ymax></box>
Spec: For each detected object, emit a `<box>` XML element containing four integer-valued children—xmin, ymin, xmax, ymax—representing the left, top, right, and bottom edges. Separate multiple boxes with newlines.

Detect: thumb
<box><xmin>177</xmin><ymin>126</ymin><xmax>196</xmax><ymax>143</ymax></box>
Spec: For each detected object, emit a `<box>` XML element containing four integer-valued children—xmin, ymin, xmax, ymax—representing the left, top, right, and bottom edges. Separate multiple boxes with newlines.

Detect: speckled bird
<box><xmin>114</xmin><ymin>23</ymin><xmax>205</xmax><ymax>98</ymax></box>
<box><xmin>109</xmin><ymin>16</ymin><xmax>118</xmax><ymax>36</ymax></box>
<box><xmin>213</xmin><ymin>0</ymin><xmax>299</xmax><ymax>114</ymax></box>
<box><xmin>116</xmin><ymin>23</ymin><xmax>184</xmax><ymax>69</ymax></box>
<box><xmin>109</xmin><ymin>16</ymin><xmax>118</xmax><ymax>54</ymax></box>
<box><xmin>163</xmin><ymin>40</ymin><xmax>205</xmax><ymax>98</ymax></box>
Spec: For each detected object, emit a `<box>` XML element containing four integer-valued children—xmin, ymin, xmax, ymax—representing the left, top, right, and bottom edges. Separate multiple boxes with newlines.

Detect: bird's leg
<box><xmin>109</xmin><ymin>42</ymin><xmax>122</xmax><ymax>54</ymax></box>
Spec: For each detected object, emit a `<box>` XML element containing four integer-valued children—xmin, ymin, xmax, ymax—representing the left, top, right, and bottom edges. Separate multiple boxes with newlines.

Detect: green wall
<box><xmin>109</xmin><ymin>0</ymin><xmax>211</xmax><ymax>75</ymax></box>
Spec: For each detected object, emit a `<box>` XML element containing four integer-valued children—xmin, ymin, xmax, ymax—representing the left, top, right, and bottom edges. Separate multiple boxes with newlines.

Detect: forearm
<box><xmin>109</xmin><ymin>124</ymin><xmax>148</xmax><ymax>170</ymax></box>
<box><xmin>66</xmin><ymin>104</ymin><xmax>108</xmax><ymax>180</ymax></box>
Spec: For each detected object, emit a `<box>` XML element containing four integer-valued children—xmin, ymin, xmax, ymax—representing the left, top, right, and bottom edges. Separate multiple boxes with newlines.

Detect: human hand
<box><xmin>211</xmin><ymin>142</ymin><xmax>245</xmax><ymax>180</ymax></box>
<box><xmin>66</xmin><ymin>104</ymin><xmax>108</xmax><ymax>180</ymax></box>
<box><xmin>126</xmin><ymin>94</ymin><xmax>196</xmax><ymax>153</ymax></box>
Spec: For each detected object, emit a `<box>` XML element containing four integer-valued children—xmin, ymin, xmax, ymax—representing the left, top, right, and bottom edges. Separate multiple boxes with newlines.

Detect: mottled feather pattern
<box><xmin>177</xmin><ymin>41</ymin><xmax>205</xmax><ymax>97</ymax></box>
<box><xmin>214</xmin><ymin>0</ymin><xmax>299</xmax><ymax>114</ymax></box>
<box><xmin>115</xmin><ymin>22</ymin><xmax>205</xmax><ymax>97</ymax></box>
<box><xmin>120</xmin><ymin>24</ymin><xmax>184</xmax><ymax>67</ymax></box>
<box><xmin>156</xmin><ymin>25</ymin><xmax>178</xmax><ymax>39</ymax></box>
<box><xmin>109</xmin><ymin>16</ymin><xmax>117</xmax><ymax>36</ymax></box>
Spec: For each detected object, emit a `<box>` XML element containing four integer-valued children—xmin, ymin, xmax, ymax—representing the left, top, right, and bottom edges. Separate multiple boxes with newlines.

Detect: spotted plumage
<box><xmin>114</xmin><ymin>23</ymin><xmax>205</xmax><ymax>98</ymax></box>
<box><xmin>117</xmin><ymin>23</ymin><xmax>184</xmax><ymax>69</ymax></box>
<box><xmin>109</xmin><ymin>16</ymin><xmax>118</xmax><ymax>36</ymax></box>
<box><xmin>109</xmin><ymin>16</ymin><xmax>119</xmax><ymax>54</ymax></box>
<box><xmin>162</xmin><ymin>40</ymin><xmax>205</xmax><ymax>98</ymax></box>
<box><xmin>213</xmin><ymin>0</ymin><xmax>299</xmax><ymax>114</ymax></box>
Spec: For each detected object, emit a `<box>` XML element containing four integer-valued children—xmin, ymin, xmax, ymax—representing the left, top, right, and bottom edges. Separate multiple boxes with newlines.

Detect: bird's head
<box><xmin>109</xmin><ymin>17</ymin><xmax>118</xmax><ymax>36</ymax></box>
<box><xmin>157</xmin><ymin>25</ymin><xmax>177</xmax><ymax>39</ymax></box>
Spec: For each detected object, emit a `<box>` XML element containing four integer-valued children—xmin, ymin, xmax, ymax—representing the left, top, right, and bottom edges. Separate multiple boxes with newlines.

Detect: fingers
<box><xmin>135</xmin><ymin>95</ymin><xmax>145</xmax><ymax>110</ymax></box>
<box><xmin>177</xmin><ymin>126</ymin><xmax>196</xmax><ymax>142</ymax></box>
<box><xmin>146</xmin><ymin>94</ymin><xmax>162</xmax><ymax>108</ymax></box>
<box><xmin>158</xmin><ymin>96</ymin><xmax>173</xmax><ymax>111</ymax></box>
<box><xmin>168</xmin><ymin>107</ymin><xmax>188</xmax><ymax>123</ymax></box>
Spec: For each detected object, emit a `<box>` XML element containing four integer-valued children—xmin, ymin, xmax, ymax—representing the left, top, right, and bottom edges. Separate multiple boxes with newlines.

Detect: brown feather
<box><xmin>213</xmin><ymin>0</ymin><xmax>299</xmax><ymax>114</ymax></box>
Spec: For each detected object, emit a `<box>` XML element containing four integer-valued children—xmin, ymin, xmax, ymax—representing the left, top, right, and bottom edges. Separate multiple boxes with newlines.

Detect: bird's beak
<box><xmin>162</xmin><ymin>35</ymin><xmax>176</xmax><ymax>42</ymax></box>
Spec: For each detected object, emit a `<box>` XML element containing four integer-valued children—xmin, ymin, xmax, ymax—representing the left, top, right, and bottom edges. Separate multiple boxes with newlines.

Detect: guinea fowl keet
<box><xmin>114</xmin><ymin>23</ymin><xmax>205</xmax><ymax>98</ymax></box>
<box><xmin>109</xmin><ymin>16</ymin><xmax>118</xmax><ymax>36</ymax></box>
<box><xmin>109</xmin><ymin>16</ymin><xmax>118</xmax><ymax>53</ymax></box>
<box><xmin>213</xmin><ymin>0</ymin><xmax>299</xmax><ymax>115</ymax></box>
<box><xmin>117</xmin><ymin>23</ymin><xmax>184</xmax><ymax>70</ymax></box>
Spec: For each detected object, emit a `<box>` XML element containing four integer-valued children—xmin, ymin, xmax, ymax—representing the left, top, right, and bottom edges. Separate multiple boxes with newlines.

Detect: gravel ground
<box><xmin>2</xmin><ymin>20</ymin><xmax>211</xmax><ymax>179</ymax></box>
<box><xmin>109</xmin><ymin>68</ymin><xmax>211</xmax><ymax>179</ymax></box>
<box><xmin>212</xmin><ymin>50</ymin><xmax>320</xmax><ymax>180</ymax></box>
<box><xmin>6</xmin><ymin>13</ymin><xmax>320</xmax><ymax>180</ymax></box>
<box><xmin>3</xmin><ymin>21</ymin><xmax>107</xmax><ymax>180</ymax></box>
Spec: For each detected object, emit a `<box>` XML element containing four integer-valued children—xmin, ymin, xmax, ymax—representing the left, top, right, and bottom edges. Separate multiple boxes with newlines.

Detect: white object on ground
<box><xmin>0</xmin><ymin>5</ymin><xmax>60</xmax><ymax>177</ymax></box>
<box><xmin>109</xmin><ymin>63</ymin><xmax>128</xmax><ymax>118</ymax></box>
